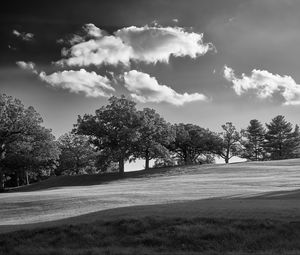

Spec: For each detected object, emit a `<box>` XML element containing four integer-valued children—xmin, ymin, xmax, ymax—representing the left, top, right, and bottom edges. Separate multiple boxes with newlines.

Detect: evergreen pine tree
<box><xmin>291</xmin><ymin>124</ymin><xmax>300</xmax><ymax>158</ymax></box>
<box><xmin>241</xmin><ymin>119</ymin><xmax>266</xmax><ymax>161</ymax></box>
<box><xmin>264</xmin><ymin>115</ymin><xmax>297</xmax><ymax>160</ymax></box>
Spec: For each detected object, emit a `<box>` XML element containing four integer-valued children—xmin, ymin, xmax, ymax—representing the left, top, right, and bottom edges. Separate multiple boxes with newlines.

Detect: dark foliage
<box><xmin>264</xmin><ymin>115</ymin><xmax>300</xmax><ymax>160</ymax></box>
<box><xmin>170</xmin><ymin>123</ymin><xmax>218</xmax><ymax>165</ymax></box>
<box><xmin>75</xmin><ymin>96</ymin><xmax>141</xmax><ymax>174</ymax></box>
<box><xmin>241</xmin><ymin>119</ymin><xmax>266</xmax><ymax>161</ymax></box>
<box><xmin>0</xmin><ymin>93</ymin><xmax>59</xmax><ymax>189</ymax></box>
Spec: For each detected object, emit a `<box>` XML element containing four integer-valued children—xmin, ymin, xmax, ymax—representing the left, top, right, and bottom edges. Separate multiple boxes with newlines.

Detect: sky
<box><xmin>1</xmin><ymin>0</ymin><xmax>300</xmax><ymax>168</ymax></box>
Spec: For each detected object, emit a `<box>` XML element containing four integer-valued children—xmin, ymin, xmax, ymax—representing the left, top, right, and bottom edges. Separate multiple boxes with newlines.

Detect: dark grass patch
<box><xmin>1</xmin><ymin>217</ymin><xmax>300</xmax><ymax>255</ymax></box>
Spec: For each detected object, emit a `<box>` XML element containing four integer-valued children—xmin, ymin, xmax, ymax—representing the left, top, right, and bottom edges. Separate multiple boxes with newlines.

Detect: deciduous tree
<box><xmin>57</xmin><ymin>133</ymin><xmax>97</xmax><ymax>175</ymax></box>
<box><xmin>0</xmin><ymin>93</ymin><xmax>50</xmax><ymax>189</ymax></box>
<box><xmin>3</xmin><ymin>126</ymin><xmax>60</xmax><ymax>186</ymax></box>
<box><xmin>216</xmin><ymin>122</ymin><xmax>241</xmax><ymax>163</ymax></box>
<box><xmin>75</xmin><ymin>96</ymin><xmax>140</xmax><ymax>174</ymax></box>
<box><xmin>133</xmin><ymin>108</ymin><xmax>175</xmax><ymax>170</ymax></box>
<box><xmin>171</xmin><ymin>123</ymin><xmax>217</xmax><ymax>165</ymax></box>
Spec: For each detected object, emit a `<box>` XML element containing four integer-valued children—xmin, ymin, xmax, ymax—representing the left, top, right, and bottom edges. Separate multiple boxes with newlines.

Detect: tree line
<box><xmin>1</xmin><ymin>93</ymin><xmax>299</xmax><ymax>189</ymax></box>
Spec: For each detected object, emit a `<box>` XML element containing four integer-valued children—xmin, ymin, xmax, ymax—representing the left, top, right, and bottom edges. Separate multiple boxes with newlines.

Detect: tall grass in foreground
<box><xmin>1</xmin><ymin>217</ymin><xmax>300</xmax><ymax>255</ymax></box>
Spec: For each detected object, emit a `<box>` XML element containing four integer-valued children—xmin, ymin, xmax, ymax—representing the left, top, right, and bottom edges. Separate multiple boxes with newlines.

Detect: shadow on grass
<box><xmin>8</xmin><ymin>164</ymin><xmax>194</xmax><ymax>192</ymax></box>
<box><xmin>1</xmin><ymin>217</ymin><xmax>300</xmax><ymax>255</ymax></box>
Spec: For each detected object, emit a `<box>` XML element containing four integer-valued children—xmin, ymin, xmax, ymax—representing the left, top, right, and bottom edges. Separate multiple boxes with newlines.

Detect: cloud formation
<box><xmin>16</xmin><ymin>61</ymin><xmax>114</xmax><ymax>98</ymax></box>
<box><xmin>57</xmin><ymin>24</ymin><xmax>214</xmax><ymax>67</ymax></box>
<box><xmin>124</xmin><ymin>70</ymin><xmax>207</xmax><ymax>105</ymax></box>
<box><xmin>82</xmin><ymin>23</ymin><xmax>104</xmax><ymax>38</ymax></box>
<box><xmin>13</xmin><ymin>30</ymin><xmax>34</xmax><ymax>41</ymax></box>
<box><xmin>224</xmin><ymin>66</ymin><xmax>300</xmax><ymax>105</ymax></box>
<box><xmin>39</xmin><ymin>69</ymin><xmax>115</xmax><ymax>98</ymax></box>
<box><xmin>57</xmin><ymin>23</ymin><xmax>105</xmax><ymax>46</ymax></box>
<box><xmin>16</xmin><ymin>61</ymin><xmax>38</xmax><ymax>74</ymax></box>
<box><xmin>15</xmin><ymin>61</ymin><xmax>207</xmax><ymax>104</ymax></box>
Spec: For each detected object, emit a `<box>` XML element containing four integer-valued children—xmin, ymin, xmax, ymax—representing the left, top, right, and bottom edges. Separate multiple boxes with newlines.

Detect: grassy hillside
<box><xmin>11</xmin><ymin>158</ymin><xmax>300</xmax><ymax>192</ymax></box>
<box><xmin>1</xmin><ymin>159</ymin><xmax>300</xmax><ymax>255</ymax></box>
<box><xmin>0</xmin><ymin>158</ymin><xmax>300</xmax><ymax>231</ymax></box>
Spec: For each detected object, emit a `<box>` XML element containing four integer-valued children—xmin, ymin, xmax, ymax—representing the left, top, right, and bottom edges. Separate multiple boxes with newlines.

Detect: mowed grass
<box><xmin>1</xmin><ymin>159</ymin><xmax>300</xmax><ymax>254</ymax></box>
<box><xmin>1</xmin><ymin>217</ymin><xmax>300</xmax><ymax>255</ymax></box>
<box><xmin>11</xmin><ymin>158</ymin><xmax>300</xmax><ymax>193</ymax></box>
<box><xmin>1</xmin><ymin>159</ymin><xmax>300</xmax><ymax>227</ymax></box>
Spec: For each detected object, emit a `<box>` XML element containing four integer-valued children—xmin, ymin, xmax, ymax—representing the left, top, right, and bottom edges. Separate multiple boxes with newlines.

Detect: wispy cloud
<box><xmin>16</xmin><ymin>61</ymin><xmax>114</xmax><ymax>98</ymax></box>
<box><xmin>39</xmin><ymin>69</ymin><xmax>115</xmax><ymax>98</ymax></box>
<box><xmin>124</xmin><ymin>70</ymin><xmax>207</xmax><ymax>105</ymax></box>
<box><xmin>56</xmin><ymin>24</ymin><xmax>214</xmax><ymax>67</ymax></box>
<box><xmin>16</xmin><ymin>61</ymin><xmax>38</xmax><ymax>74</ymax></box>
<box><xmin>12</xmin><ymin>30</ymin><xmax>34</xmax><ymax>41</ymax></box>
<box><xmin>57</xmin><ymin>23</ymin><xmax>105</xmax><ymax>46</ymax></box>
<box><xmin>224</xmin><ymin>66</ymin><xmax>300</xmax><ymax>105</ymax></box>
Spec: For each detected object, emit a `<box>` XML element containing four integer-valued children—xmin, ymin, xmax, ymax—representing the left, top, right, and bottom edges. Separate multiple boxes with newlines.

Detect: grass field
<box><xmin>1</xmin><ymin>217</ymin><xmax>300</xmax><ymax>255</ymax></box>
<box><xmin>1</xmin><ymin>159</ymin><xmax>300</xmax><ymax>254</ymax></box>
<box><xmin>1</xmin><ymin>159</ymin><xmax>300</xmax><ymax>228</ymax></box>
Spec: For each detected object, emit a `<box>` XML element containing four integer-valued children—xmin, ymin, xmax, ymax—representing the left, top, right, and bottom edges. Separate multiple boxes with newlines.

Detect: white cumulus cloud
<box><xmin>224</xmin><ymin>66</ymin><xmax>300</xmax><ymax>105</ymax></box>
<box><xmin>83</xmin><ymin>23</ymin><xmax>104</xmax><ymax>38</ymax></box>
<box><xmin>57</xmin><ymin>24</ymin><xmax>214</xmax><ymax>67</ymax></box>
<box><xmin>115</xmin><ymin>25</ymin><xmax>213</xmax><ymax>64</ymax></box>
<box><xmin>57</xmin><ymin>35</ymin><xmax>132</xmax><ymax>67</ymax></box>
<box><xmin>39</xmin><ymin>69</ymin><xmax>115</xmax><ymax>98</ymax></box>
<box><xmin>123</xmin><ymin>70</ymin><xmax>207</xmax><ymax>105</ymax></box>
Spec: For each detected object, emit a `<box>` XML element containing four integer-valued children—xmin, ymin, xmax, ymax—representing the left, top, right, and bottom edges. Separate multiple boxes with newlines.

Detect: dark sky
<box><xmin>1</xmin><ymin>0</ymin><xmax>300</xmax><ymax>139</ymax></box>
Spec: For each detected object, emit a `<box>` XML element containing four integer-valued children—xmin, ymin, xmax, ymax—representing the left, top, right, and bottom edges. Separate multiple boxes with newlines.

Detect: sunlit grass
<box><xmin>1</xmin><ymin>159</ymin><xmax>300</xmax><ymax>226</ymax></box>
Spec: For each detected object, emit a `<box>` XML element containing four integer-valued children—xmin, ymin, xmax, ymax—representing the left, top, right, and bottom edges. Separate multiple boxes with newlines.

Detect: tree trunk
<box><xmin>0</xmin><ymin>171</ymin><xmax>4</xmax><ymax>191</ymax></box>
<box><xmin>119</xmin><ymin>157</ymin><xmax>124</xmax><ymax>175</ymax></box>
<box><xmin>183</xmin><ymin>152</ymin><xmax>187</xmax><ymax>165</ymax></box>
<box><xmin>145</xmin><ymin>150</ymin><xmax>150</xmax><ymax>170</ymax></box>
<box><xmin>279</xmin><ymin>142</ymin><xmax>282</xmax><ymax>159</ymax></box>
<box><xmin>186</xmin><ymin>155</ymin><xmax>192</xmax><ymax>165</ymax></box>
<box><xmin>75</xmin><ymin>156</ymin><xmax>80</xmax><ymax>175</ymax></box>
<box><xmin>225</xmin><ymin>144</ymin><xmax>230</xmax><ymax>164</ymax></box>
<box><xmin>184</xmin><ymin>151</ymin><xmax>192</xmax><ymax>165</ymax></box>
<box><xmin>254</xmin><ymin>147</ymin><xmax>258</xmax><ymax>161</ymax></box>
<box><xmin>25</xmin><ymin>171</ymin><xmax>30</xmax><ymax>185</ymax></box>
<box><xmin>0</xmin><ymin>148</ymin><xmax>5</xmax><ymax>191</ymax></box>
<box><xmin>75</xmin><ymin>163</ymin><xmax>79</xmax><ymax>175</ymax></box>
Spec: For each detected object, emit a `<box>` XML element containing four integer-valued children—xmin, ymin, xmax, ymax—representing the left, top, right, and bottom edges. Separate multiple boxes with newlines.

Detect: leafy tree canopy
<box><xmin>0</xmin><ymin>93</ymin><xmax>58</xmax><ymax>188</ymax></box>
<box><xmin>75</xmin><ymin>96</ymin><xmax>141</xmax><ymax>174</ymax></box>
<box><xmin>133</xmin><ymin>108</ymin><xmax>175</xmax><ymax>170</ymax></box>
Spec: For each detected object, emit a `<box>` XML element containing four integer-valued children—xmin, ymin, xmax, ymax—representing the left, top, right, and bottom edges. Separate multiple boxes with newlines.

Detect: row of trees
<box><xmin>1</xmin><ymin>93</ymin><xmax>300</xmax><ymax>189</ymax></box>
<box><xmin>73</xmin><ymin>96</ymin><xmax>300</xmax><ymax>172</ymax></box>
<box><xmin>215</xmin><ymin>119</ymin><xmax>300</xmax><ymax>163</ymax></box>
<box><xmin>241</xmin><ymin>118</ymin><xmax>300</xmax><ymax>161</ymax></box>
